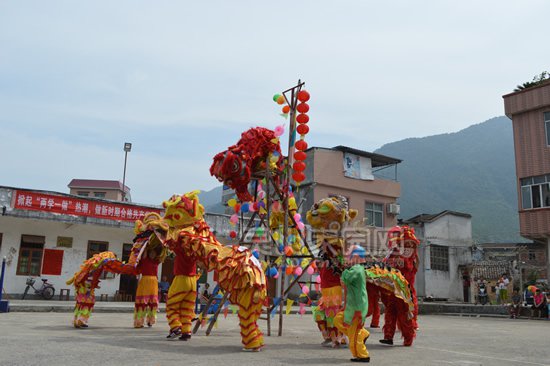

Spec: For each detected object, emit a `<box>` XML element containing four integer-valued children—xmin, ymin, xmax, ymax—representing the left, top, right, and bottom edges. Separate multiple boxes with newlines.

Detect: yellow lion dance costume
<box><xmin>135</xmin><ymin>191</ymin><xmax>267</xmax><ymax>351</ymax></box>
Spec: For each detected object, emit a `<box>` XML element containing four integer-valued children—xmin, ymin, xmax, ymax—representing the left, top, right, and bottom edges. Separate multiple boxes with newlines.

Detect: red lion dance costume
<box><xmin>210</xmin><ymin>127</ymin><xmax>284</xmax><ymax>202</ymax></box>
<box><xmin>379</xmin><ymin>225</ymin><xmax>419</xmax><ymax>346</ymax></box>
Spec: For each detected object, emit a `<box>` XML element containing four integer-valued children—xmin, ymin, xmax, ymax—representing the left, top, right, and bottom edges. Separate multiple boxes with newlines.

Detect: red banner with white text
<box><xmin>13</xmin><ymin>190</ymin><xmax>162</xmax><ymax>222</ymax></box>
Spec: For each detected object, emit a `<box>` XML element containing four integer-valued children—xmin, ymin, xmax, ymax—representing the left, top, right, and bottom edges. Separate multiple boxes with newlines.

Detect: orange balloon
<box><xmin>282</xmin><ymin>105</ymin><xmax>290</xmax><ymax>114</ymax></box>
<box><xmin>276</xmin><ymin>95</ymin><xmax>285</xmax><ymax>105</ymax></box>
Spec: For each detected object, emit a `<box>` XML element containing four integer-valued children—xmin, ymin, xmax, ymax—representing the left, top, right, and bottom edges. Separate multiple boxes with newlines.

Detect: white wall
<box><xmin>0</xmin><ymin>215</ymin><xmax>135</xmax><ymax>296</ymax></box>
<box><xmin>414</xmin><ymin>214</ymin><xmax>472</xmax><ymax>301</ymax></box>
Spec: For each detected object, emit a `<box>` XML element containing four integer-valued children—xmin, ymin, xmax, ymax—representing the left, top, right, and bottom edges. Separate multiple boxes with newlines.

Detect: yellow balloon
<box><xmin>273</xmin><ymin>232</ymin><xmax>280</xmax><ymax>241</ymax></box>
<box><xmin>227</xmin><ymin>198</ymin><xmax>237</xmax><ymax>208</ymax></box>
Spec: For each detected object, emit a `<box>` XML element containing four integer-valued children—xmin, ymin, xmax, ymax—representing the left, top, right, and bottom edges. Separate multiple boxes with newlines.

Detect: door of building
<box><xmin>119</xmin><ymin>243</ymin><xmax>138</xmax><ymax>299</ymax></box>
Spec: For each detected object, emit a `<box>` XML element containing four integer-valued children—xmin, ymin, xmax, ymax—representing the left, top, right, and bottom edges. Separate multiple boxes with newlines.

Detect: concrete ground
<box><xmin>0</xmin><ymin>313</ymin><xmax>548</xmax><ymax>366</ymax></box>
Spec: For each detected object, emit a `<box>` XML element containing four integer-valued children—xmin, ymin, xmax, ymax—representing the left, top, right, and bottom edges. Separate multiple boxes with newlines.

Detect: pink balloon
<box><xmin>274</xmin><ymin>125</ymin><xmax>285</xmax><ymax>137</ymax></box>
<box><xmin>294</xmin><ymin>267</ymin><xmax>303</xmax><ymax>276</ymax></box>
<box><xmin>302</xmin><ymin>286</ymin><xmax>310</xmax><ymax>295</ymax></box>
<box><xmin>315</xmin><ymin>276</ymin><xmax>321</xmax><ymax>283</ymax></box>
<box><xmin>306</xmin><ymin>267</ymin><xmax>314</xmax><ymax>275</ymax></box>
<box><xmin>293</xmin><ymin>213</ymin><xmax>301</xmax><ymax>222</ymax></box>
<box><xmin>230</xmin><ymin>214</ymin><xmax>239</xmax><ymax>223</ymax></box>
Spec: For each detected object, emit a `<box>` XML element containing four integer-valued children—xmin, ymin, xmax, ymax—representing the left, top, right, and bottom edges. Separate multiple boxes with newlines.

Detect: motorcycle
<box><xmin>22</xmin><ymin>277</ymin><xmax>55</xmax><ymax>300</ymax></box>
<box><xmin>477</xmin><ymin>283</ymin><xmax>488</xmax><ymax>305</ymax></box>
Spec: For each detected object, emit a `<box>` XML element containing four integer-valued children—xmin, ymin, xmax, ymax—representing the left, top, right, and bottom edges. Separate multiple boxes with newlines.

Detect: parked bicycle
<box><xmin>22</xmin><ymin>277</ymin><xmax>55</xmax><ymax>300</ymax></box>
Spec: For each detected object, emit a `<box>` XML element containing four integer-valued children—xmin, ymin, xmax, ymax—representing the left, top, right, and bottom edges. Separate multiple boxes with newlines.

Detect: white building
<box><xmin>0</xmin><ymin>186</ymin><xmax>232</xmax><ymax>299</ymax></box>
<box><xmin>405</xmin><ymin>211</ymin><xmax>473</xmax><ymax>302</ymax></box>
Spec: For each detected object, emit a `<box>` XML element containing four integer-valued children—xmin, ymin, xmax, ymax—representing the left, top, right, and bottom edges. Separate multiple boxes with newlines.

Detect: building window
<box><xmin>77</xmin><ymin>191</ymin><xmax>89</xmax><ymax>197</ymax></box>
<box><xmin>94</xmin><ymin>192</ymin><xmax>106</xmax><ymax>198</ymax></box>
<box><xmin>545</xmin><ymin>112</ymin><xmax>550</xmax><ymax>146</ymax></box>
<box><xmin>430</xmin><ymin>244</ymin><xmax>449</xmax><ymax>271</ymax></box>
<box><xmin>16</xmin><ymin>235</ymin><xmax>45</xmax><ymax>276</ymax></box>
<box><xmin>365</xmin><ymin>202</ymin><xmax>384</xmax><ymax>227</ymax></box>
<box><xmin>520</xmin><ymin>175</ymin><xmax>550</xmax><ymax>209</ymax></box>
<box><xmin>87</xmin><ymin>241</ymin><xmax>109</xmax><ymax>259</ymax></box>
<box><xmin>528</xmin><ymin>250</ymin><xmax>537</xmax><ymax>261</ymax></box>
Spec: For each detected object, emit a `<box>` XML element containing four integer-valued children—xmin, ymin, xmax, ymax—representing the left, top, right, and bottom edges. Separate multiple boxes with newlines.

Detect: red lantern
<box><xmin>296</xmin><ymin>103</ymin><xmax>309</xmax><ymax>113</ymax></box>
<box><xmin>295</xmin><ymin>139</ymin><xmax>308</xmax><ymax>151</ymax></box>
<box><xmin>230</xmin><ymin>231</ymin><xmax>237</xmax><ymax>239</ymax></box>
<box><xmin>282</xmin><ymin>105</ymin><xmax>290</xmax><ymax>114</ymax></box>
<box><xmin>296</xmin><ymin>113</ymin><xmax>309</xmax><ymax>124</ymax></box>
<box><xmin>294</xmin><ymin>151</ymin><xmax>307</xmax><ymax>161</ymax></box>
<box><xmin>296</xmin><ymin>124</ymin><xmax>309</xmax><ymax>135</ymax></box>
<box><xmin>297</xmin><ymin>90</ymin><xmax>310</xmax><ymax>102</ymax></box>
<box><xmin>293</xmin><ymin>172</ymin><xmax>306</xmax><ymax>182</ymax></box>
<box><xmin>293</xmin><ymin>161</ymin><xmax>306</xmax><ymax>172</ymax></box>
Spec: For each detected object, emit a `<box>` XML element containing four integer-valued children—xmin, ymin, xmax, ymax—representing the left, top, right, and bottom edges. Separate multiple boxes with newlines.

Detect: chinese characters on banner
<box><xmin>13</xmin><ymin>190</ymin><xmax>162</xmax><ymax>222</ymax></box>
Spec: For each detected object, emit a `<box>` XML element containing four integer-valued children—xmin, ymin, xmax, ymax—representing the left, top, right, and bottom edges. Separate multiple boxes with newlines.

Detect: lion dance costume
<box><xmin>134</xmin><ymin>191</ymin><xmax>267</xmax><ymax>351</ymax></box>
<box><xmin>210</xmin><ymin>127</ymin><xmax>283</xmax><ymax>202</ymax></box>
<box><xmin>306</xmin><ymin>196</ymin><xmax>357</xmax><ymax>347</ymax></box>
<box><xmin>379</xmin><ymin>225</ymin><xmax>420</xmax><ymax>346</ymax></box>
<box><xmin>134</xmin><ymin>240</ymin><xmax>166</xmax><ymax>328</ymax></box>
<box><xmin>307</xmin><ymin>196</ymin><xmax>416</xmax><ymax>362</ymax></box>
<box><xmin>67</xmin><ymin>250</ymin><xmax>145</xmax><ymax>328</ymax></box>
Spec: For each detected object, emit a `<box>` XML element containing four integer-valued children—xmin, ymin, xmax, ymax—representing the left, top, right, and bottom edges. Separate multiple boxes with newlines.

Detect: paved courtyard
<box><xmin>0</xmin><ymin>313</ymin><xmax>548</xmax><ymax>366</ymax></box>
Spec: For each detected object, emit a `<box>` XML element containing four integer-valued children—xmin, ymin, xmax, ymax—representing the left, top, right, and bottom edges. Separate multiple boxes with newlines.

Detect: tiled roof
<box><xmin>405</xmin><ymin>210</ymin><xmax>471</xmax><ymax>224</ymax></box>
<box><xmin>470</xmin><ymin>260</ymin><xmax>513</xmax><ymax>280</ymax></box>
<box><xmin>68</xmin><ymin>179</ymin><xmax>129</xmax><ymax>192</ymax></box>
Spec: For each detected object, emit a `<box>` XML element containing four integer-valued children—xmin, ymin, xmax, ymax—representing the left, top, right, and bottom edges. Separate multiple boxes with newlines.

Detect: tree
<box><xmin>514</xmin><ymin>71</ymin><xmax>549</xmax><ymax>92</ymax></box>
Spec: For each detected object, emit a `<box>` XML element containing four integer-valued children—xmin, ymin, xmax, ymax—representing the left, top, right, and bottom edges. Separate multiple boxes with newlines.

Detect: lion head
<box><xmin>134</xmin><ymin>190</ymin><xmax>205</xmax><ymax>244</ymax></box>
<box><xmin>306</xmin><ymin>196</ymin><xmax>357</xmax><ymax>230</ymax></box>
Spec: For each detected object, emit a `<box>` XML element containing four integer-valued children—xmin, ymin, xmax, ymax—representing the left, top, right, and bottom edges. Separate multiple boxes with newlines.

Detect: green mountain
<box><xmin>375</xmin><ymin>116</ymin><xmax>525</xmax><ymax>243</ymax></box>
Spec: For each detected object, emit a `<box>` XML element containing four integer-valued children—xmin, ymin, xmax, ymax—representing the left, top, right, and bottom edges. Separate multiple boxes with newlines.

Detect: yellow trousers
<box><xmin>334</xmin><ymin>311</ymin><xmax>370</xmax><ymax>360</ymax></box>
<box><xmin>237</xmin><ymin>287</ymin><xmax>264</xmax><ymax>350</ymax></box>
<box><xmin>166</xmin><ymin>275</ymin><xmax>197</xmax><ymax>334</ymax></box>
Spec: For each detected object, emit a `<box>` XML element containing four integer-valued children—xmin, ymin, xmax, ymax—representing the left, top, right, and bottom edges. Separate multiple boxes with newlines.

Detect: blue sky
<box><xmin>1</xmin><ymin>1</ymin><xmax>549</xmax><ymax>204</ymax></box>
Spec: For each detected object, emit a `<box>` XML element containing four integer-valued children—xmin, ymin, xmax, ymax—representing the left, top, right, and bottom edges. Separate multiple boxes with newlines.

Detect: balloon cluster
<box><xmin>292</xmin><ymin>90</ymin><xmax>310</xmax><ymax>184</ymax></box>
<box><xmin>273</xmin><ymin>93</ymin><xmax>290</xmax><ymax>115</ymax></box>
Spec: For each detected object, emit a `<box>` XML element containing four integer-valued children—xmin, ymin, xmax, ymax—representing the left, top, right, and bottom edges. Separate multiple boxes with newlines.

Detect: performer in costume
<box><xmin>380</xmin><ymin>225</ymin><xmax>419</xmax><ymax>346</ymax></box>
<box><xmin>73</xmin><ymin>276</ymin><xmax>96</xmax><ymax>328</ymax></box>
<box><xmin>334</xmin><ymin>264</ymin><xmax>370</xmax><ymax>363</ymax></box>
<box><xmin>314</xmin><ymin>258</ymin><xmax>345</xmax><ymax>347</ymax></box>
<box><xmin>307</xmin><ymin>196</ymin><xmax>358</xmax><ymax>348</ymax></box>
<box><xmin>165</xmin><ymin>243</ymin><xmax>198</xmax><ymax>340</ymax></box>
<box><xmin>134</xmin><ymin>245</ymin><xmax>164</xmax><ymax>328</ymax></box>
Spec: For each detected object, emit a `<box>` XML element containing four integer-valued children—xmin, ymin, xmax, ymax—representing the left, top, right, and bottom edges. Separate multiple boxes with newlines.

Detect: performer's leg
<box><xmin>134</xmin><ymin>278</ymin><xmax>146</xmax><ymax>328</ymax></box>
<box><xmin>178</xmin><ymin>276</ymin><xmax>197</xmax><ymax>336</ymax></box>
<box><xmin>166</xmin><ymin>275</ymin><xmax>196</xmax><ymax>335</ymax></box>
<box><xmin>313</xmin><ymin>305</ymin><xmax>330</xmax><ymax>343</ymax></box>
<box><xmin>366</xmin><ymin>285</ymin><xmax>380</xmax><ymax>327</ymax></box>
<box><xmin>166</xmin><ymin>277</ymin><xmax>183</xmax><ymax>332</ymax></box>
<box><xmin>238</xmin><ymin>288</ymin><xmax>264</xmax><ymax>350</ymax></box>
<box><xmin>381</xmin><ymin>294</ymin><xmax>397</xmax><ymax>343</ymax></box>
<box><xmin>334</xmin><ymin>311</ymin><xmax>370</xmax><ymax>360</ymax></box>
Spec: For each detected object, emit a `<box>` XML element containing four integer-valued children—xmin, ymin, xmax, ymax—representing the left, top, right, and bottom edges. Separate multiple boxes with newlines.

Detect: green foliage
<box><xmin>376</xmin><ymin>116</ymin><xmax>525</xmax><ymax>243</ymax></box>
<box><xmin>514</xmin><ymin>71</ymin><xmax>549</xmax><ymax>92</ymax></box>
